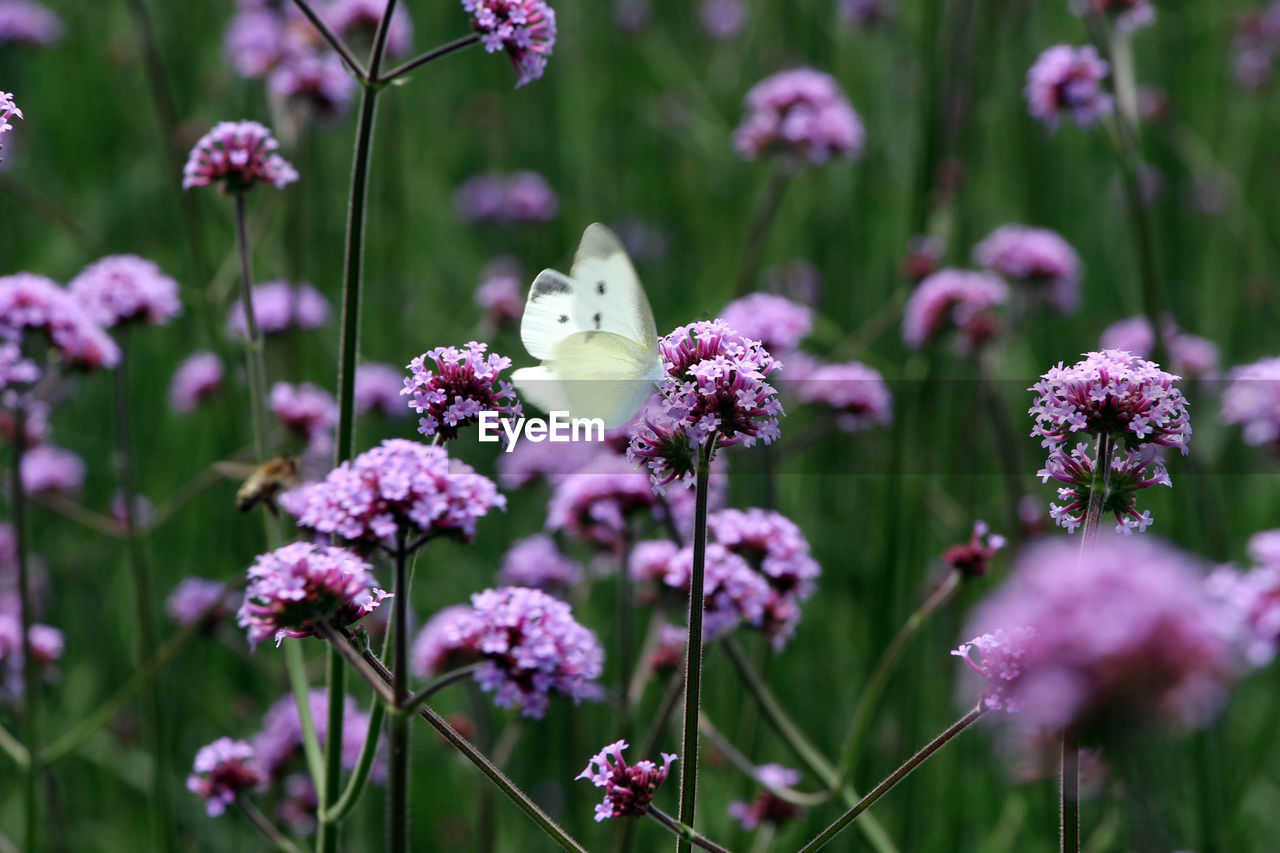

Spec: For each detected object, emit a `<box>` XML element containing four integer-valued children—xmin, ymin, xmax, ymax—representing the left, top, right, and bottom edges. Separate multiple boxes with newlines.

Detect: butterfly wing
<box><xmin>513</xmin><ymin>331</ymin><xmax>664</xmax><ymax>429</ymax></box>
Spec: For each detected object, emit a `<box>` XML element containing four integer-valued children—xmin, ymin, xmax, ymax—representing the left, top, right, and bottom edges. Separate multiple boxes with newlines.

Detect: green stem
<box><xmin>796</xmin><ymin>706</ymin><xmax>985</xmax><ymax>853</ymax></box>
<box><xmin>114</xmin><ymin>333</ymin><xmax>171</xmax><ymax>848</ymax></box>
<box><xmin>287</xmin><ymin>0</ymin><xmax>368</xmax><ymax>81</ymax></box>
<box><xmin>401</xmin><ymin>663</ymin><xmax>481</xmax><ymax>713</ymax></box>
<box><xmin>1062</xmin><ymin>728</ymin><xmax>1080</xmax><ymax>853</ymax></box>
<box><xmin>0</xmin><ymin>721</ymin><xmax>29</xmax><ymax>769</ymax></box>
<box><xmin>640</xmin><ymin>670</ymin><xmax>685</xmax><ymax>761</ymax></box>
<box><xmin>1079</xmin><ymin>433</ymin><xmax>1114</xmax><ymax>557</ymax></box>
<box><xmin>239</xmin><ymin>799</ymin><xmax>305</xmax><ymax>853</ymax></box>
<box><xmin>698</xmin><ymin>713</ymin><xmax>826</xmax><ymax>807</ymax></box>
<box><xmin>315</xmin><ymin>644</ymin><xmax>347</xmax><ymax>853</ymax></box>
<box><xmin>11</xmin><ymin>405</ymin><xmax>38</xmax><ymax>852</ymax></box>
<box><xmin>379</xmin><ymin>34</ymin><xmax>482</xmax><ymax>84</ymax></box>
<box><xmin>285</xmin><ymin>641</ymin><xmax>327</xmax><ymax>788</ymax></box>
<box><xmin>647</xmin><ymin>807</ymin><xmax>734</xmax><ymax>853</ymax></box>
<box><xmin>321</xmin><ymin>696</ymin><xmax>386</xmax><ymax>822</ymax></box>
<box><xmin>835</xmin><ymin>572</ymin><xmax>961</xmax><ymax>786</ymax></box>
<box><xmin>233</xmin><ymin>192</ymin><xmax>270</xmax><ymax>464</ymax></box>
<box><xmin>389</xmin><ymin>529</ymin><xmax>410</xmax><ymax>853</ymax></box>
<box><xmin>734</xmin><ymin>167</ymin><xmax>791</xmax><ymax>296</ymax></box>
<box><xmin>619</xmin><ymin>526</ymin><xmax>635</xmax><ymax>728</ymax></box>
<box><xmin>676</xmin><ymin>440</ymin><xmax>716</xmax><ymax>852</ymax></box>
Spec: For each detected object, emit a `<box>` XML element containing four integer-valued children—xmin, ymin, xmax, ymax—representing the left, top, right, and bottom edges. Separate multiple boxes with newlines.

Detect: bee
<box><xmin>219</xmin><ymin>455</ymin><xmax>301</xmax><ymax>513</ymax></box>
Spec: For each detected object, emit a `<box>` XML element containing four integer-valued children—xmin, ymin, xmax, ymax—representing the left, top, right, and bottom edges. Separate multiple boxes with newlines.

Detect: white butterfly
<box><xmin>512</xmin><ymin>223</ymin><xmax>665</xmax><ymax>429</ymax></box>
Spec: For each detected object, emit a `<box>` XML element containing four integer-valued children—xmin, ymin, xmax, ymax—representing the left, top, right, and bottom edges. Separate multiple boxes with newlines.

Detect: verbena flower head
<box><xmin>166</xmin><ymin>577</ymin><xmax>237</xmax><ymax>629</ymax></box>
<box><xmin>227</xmin><ymin>280</ymin><xmax>330</xmax><ymax>337</ymax></box>
<box><xmin>1039</xmin><ymin>442</ymin><xmax>1169</xmax><ymax>534</ymax></box>
<box><xmin>1220</xmin><ymin>356</ymin><xmax>1280</xmax><ymax>449</ymax></box>
<box><xmin>223</xmin><ymin>3</ymin><xmax>291</xmax><ymax>78</ymax></box>
<box><xmin>974</xmin><ymin>225</ymin><xmax>1082</xmax><ymax>315</ymax></box>
<box><xmin>0</xmin><ymin>273</ymin><xmax>120</xmax><ymax>370</ymax></box>
<box><xmin>237</xmin><ymin>542</ymin><xmax>389</xmax><ymax>646</ymax></box>
<box><xmin>269</xmin><ymin>381</ymin><xmax>338</xmax><ymax>451</ymax></box>
<box><xmin>401</xmin><ymin>341</ymin><xmax>521</xmax><ymax>440</ymax></box>
<box><xmin>21</xmin><ymin>445</ymin><xmax>84</xmax><ymax>495</ymax></box>
<box><xmin>636</xmin><ymin>542</ymin><xmax>772</xmax><ymax>639</ymax></box>
<box><xmin>708</xmin><ymin>508</ymin><xmax>821</xmax><ymax>648</ymax></box>
<box><xmin>182</xmin><ymin>120</ymin><xmax>298</xmax><ymax>192</ymax></box>
<box><xmin>169</xmin><ymin>351</ymin><xmax>224</xmax><ymax>414</ymax></box>
<box><xmin>462</xmin><ymin>0</ymin><xmax>558</xmax><ymax>87</ymax></box>
<box><xmin>719</xmin><ymin>292</ymin><xmax>812</xmax><ymax>356</ymax></box>
<box><xmin>0</xmin><ymin>342</ymin><xmax>38</xmax><ymax>392</ymax></box>
<box><xmin>957</xmin><ymin>535</ymin><xmax>1240</xmax><ymax>735</ymax></box>
<box><xmin>794</xmin><ymin>360</ymin><xmax>893</xmax><ymax>432</ymax></box>
<box><xmin>699</xmin><ymin>0</ymin><xmax>746</xmax><ymax>39</ymax></box>
<box><xmin>576</xmin><ymin>740</ymin><xmax>676</xmax><ymax>821</ymax></box>
<box><xmin>69</xmin><ymin>255</ymin><xmax>182</xmax><ymax>328</ymax></box>
<box><xmin>902</xmin><ymin>269</ymin><xmax>1007</xmax><ymax>351</ymax></box>
<box><xmin>329</xmin><ymin>0</ymin><xmax>414</xmax><ymax>55</ymax></box>
<box><xmin>943</xmin><ymin>521</ymin><xmax>1007</xmax><ymax>577</ymax></box>
<box><xmin>1025</xmin><ymin>44</ymin><xmax>1113</xmax><ymax>128</ymax></box>
<box><xmin>253</xmin><ymin>689</ymin><xmax>385</xmax><ymax>782</ymax></box>
<box><xmin>1029</xmin><ymin>349</ymin><xmax>1191</xmax><ymax>456</ymax></box>
<box><xmin>186</xmin><ymin>737</ymin><xmax>264</xmax><ymax>817</ymax></box>
<box><xmin>497</xmin><ymin>437</ymin><xmax>601</xmax><ymax>489</ymax></box>
<box><xmin>1233</xmin><ymin>6</ymin><xmax>1280</xmax><ymax>90</ymax></box>
<box><xmin>496</xmin><ymin>534</ymin><xmax>583</xmax><ymax>594</ymax></box>
<box><xmin>0</xmin><ymin>2</ymin><xmax>61</xmax><ymax>46</ymax></box>
<box><xmin>268</xmin><ymin>53</ymin><xmax>356</xmax><ymax>117</ymax></box>
<box><xmin>0</xmin><ymin>602</ymin><xmax>61</xmax><ymax>696</ymax></box>
<box><xmin>453</xmin><ymin>171</ymin><xmax>559</xmax><ymax>223</ymax></box>
<box><xmin>1205</xmin><ymin>561</ymin><xmax>1280</xmax><ymax>669</ymax></box>
<box><xmin>412</xmin><ymin>587</ymin><xmax>604</xmax><ymax>718</ymax></box>
<box><xmin>733</xmin><ymin>68</ymin><xmax>865</xmax><ymax>165</ymax></box>
<box><xmin>354</xmin><ymin>362</ymin><xmax>407</xmax><ymax>418</ymax></box>
<box><xmin>280</xmin><ymin>438</ymin><xmax>505</xmax><ymax>547</ymax></box>
<box><xmin>1072</xmin><ymin>0</ymin><xmax>1154</xmax><ymax>33</ymax></box>
<box><xmin>728</xmin><ymin>764</ymin><xmax>804</xmax><ymax>830</ymax></box>
<box><xmin>475</xmin><ymin>257</ymin><xmax>525</xmax><ymax>327</ymax></box>
<box><xmin>1100</xmin><ymin>315</ymin><xmax>1220</xmax><ymax>380</ymax></box>
<box><xmin>546</xmin><ymin>455</ymin><xmax>657</xmax><ymax>551</ymax></box>
<box><xmin>0</xmin><ymin>91</ymin><xmax>20</xmax><ymax>156</ymax></box>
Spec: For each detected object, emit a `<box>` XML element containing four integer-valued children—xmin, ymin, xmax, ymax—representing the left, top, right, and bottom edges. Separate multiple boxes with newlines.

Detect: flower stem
<box><xmin>239</xmin><ymin>799</ymin><xmax>305</xmax><ymax>853</ymax></box>
<box><xmin>647</xmin><ymin>807</ymin><xmax>734</xmax><ymax>853</ymax></box>
<box><xmin>619</xmin><ymin>526</ymin><xmax>635</xmax><ymax>727</ymax></box>
<box><xmin>676</xmin><ymin>439</ymin><xmax>716</xmax><ymax>852</ymax></box>
<box><xmin>285</xmin><ymin>641</ymin><xmax>327</xmax><ymax>787</ymax></box>
<box><xmin>401</xmin><ymin>663</ymin><xmax>481</xmax><ymax>713</ymax></box>
<box><xmin>379</xmin><ymin>34</ymin><xmax>482</xmax><ymax>84</ymax></box>
<box><xmin>389</xmin><ymin>529</ymin><xmax>410</xmax><ymax>853</ymax></box>
<box><xmin>113</xmin><ymin>333</ymin><xmax>172</xmax><ymax>849</ymax></box>
<box><xmin>1079</xmin><ymin>432</ymin><xmax>1114</xmax><ymax>555</ymax></box>
<box><xmin>321</xmin><ymin>694</ymin><xmax>385</xmax><ymax>822</ymax></box>
<box><xmin>640</xmin><ymin>670</ymin><xmax>685</xmax><ymax>760</ymax></box>
<box><xmin>1061</xmin><ymin>728</ymin><xmax>1080</xmax><ymax>853</ymax></box>
<box><xmin>835</xmin><ymin>571</ymin><xmax>961</xmax><ymax>787</ymax></box>
<box><xmin>734</xmin><ymin>167</ymin><xmax>791</xmax><ymax>296</ymax></box>
<box><xmin>796</xmin><ymin>705</ymin><xmax>986</xmax><ymax>853</ymax></box>
<box><xmin>233</xmin><ymin>192</ymin><xmax>270</xmax><ymax>464</ymax></box>
<box><xmin>315</xmin><ymin>644</ymin><xmax>346</xmax><ymax>853</ymax></box>
<box><xmin>287</xmin><ymin>0</ymin><xmax>368</xmax><ymax>82</ymax></box>
<box><xmin>10</xmin><ymin>405</ymin><xmax>38</xmax><ymax>852</ymax></box>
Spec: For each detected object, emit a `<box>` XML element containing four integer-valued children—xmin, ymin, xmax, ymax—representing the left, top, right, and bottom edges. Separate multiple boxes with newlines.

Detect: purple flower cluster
<box><xmin>166</xmin><ymin>577</ymin><xmax>239</xmax><ymax>629</ymax></box>
<box><xmin>328</xmin><ymin>0</ymin><xmax>414</xmax><ymax>54</ymax></box>
<box><xmin>475</xmin><ymin>257</ymin><xmax>526</xmax><ymax>327</ymax></box>
<box><xmin>0</xmin><ymin>600</ymin><xmax>62</xmax><ymax>696</ymax></box>
<box><xmin>182</xmin><ymin>121</ymin><xmax>298</xmax><ymax>192</ymax></box>
<box><xmin>169</xmin><ymin>351</ymin><xmax>224</xmax><ymax>414</ymax></box>
<box><xmin>0</xmin><ymin>273</ymin><xmax>120</xmax><ymax>371</ymax></box>
<box><xmin>186</xmin><ymin>737</ymin><xmax>264</xmax><ymax>817</ymax></box>
<box><xmin>496</xmin><ymin>534</ymin><xmax>583</xmax><ymax>594</ymax></box>
<box><xmin>576</xmin><ymin>740</ymin><xmax>676</xmax><ymax>821</ymax></box>
<box><xmin>728</xmin><ymin>764</ymin><xmax>805</xmax><ymax>830</ymax></box>
<box><xmin>227</xmin><ymin>280</ymin><xmax>330</xmax><ymax>337</ymax></box>
<box><xmin>764</xmin><ymin>259</ymin><xmax>823</xmax><ymax>306</ymax></box>
<box><xmin>237</xmin><ymin>542</ymin><xmax>389</xmax><ymax>646</ymax></box>
<box><xmin>1099</xmin><ymin>315</ymin><xmax>1219</xmax><ymax>380</ymax></box>
<box><xmin>0</xmin><ymin>1</ymin><xmax>60</xmax><ymax>46</ymax></box>
<box><xmin>1025</xmin><ymin>45</ymin><xmax>1113</xmax><ymax>128</ymax></box>
<box><xmin>1233</xmin><ymin>5</ymin><xmax>1280</xmax><ymax>89</ymax></box>
<box><xmin>497</xmin><ymin>437</ymin><xmax>603</xmax><ymax>489</ymax></box>
<box><xmin>1039</xmin><ymin>441</ymin><xmax>1170</xmax><ymax>534</ymax></box>
<box><xmin>268</xmin><ymin>53</ymin><xmax>355</xmax><ymax>117</ymax></box>
<box><xmin>0</xmin><ymin>341</ymin><xmax>37</xmax><ymax>391</ymax></box>
<box><xmin>1220</xmin><ymin>356</ymin><xmax>1280</xmax><ymax>449</ymax></box>
<box><xmin>280</xmin><ymin>439</ymin><xmax>506</xmax><ymax>547</ymax></box>
<box><xmin>708</xmin><ymin>508</ymin><xmax>821</xmax><ymax>648</ymax></box>
<box><xmin>733</xmin><ymin>68</ymin><xmax>865</xmax><ymax>165</ymax></box>
<box><xmin>632</xmin><ymin>542</ymin><xmax>771</xmax><ymax>639</ymax></box>
<box><xmin>1206</xmin><ymin>531</ymin><xmax>1280</xmax><ymax>668</ymax></box>
<box><xmin>354</xmin><ymin>362</ymin><xmax>407</xmax><ymax>418</ymax></box>
<box><xmin>719</xmin><ymin>292</ymin><xmax>812</xmax><ymax>357</ymax></box>
<box><xmin>253</xmin><ymin>690</ymin><xmax>384</xmax><ymax>782</ymax></box>
<box><xmin>0</xmin><ymin>91</ymin><xmax>20</xmax><ymax>156</ymax></box>
<box><xmin>411</xmin><ymin>587</ymin><xmax>604</xmax><ymax>719</ymax></box>
<box><xmin>21</xmin><ymin>444</ymin><xmax>84</xmax><ymax>495</ymax></box>
<box><xmin>546</xmin><ymin>455</ymin><xmax>657</xmax><ymax>551</ymax></box>
<box><xmin>974</xmin><ymin>225</ymin><xmax>1082</xmax><ymax>315</ymax></box>
<box><xmin>269</xmin><ymin>382</ymin><xmax>338</xmax><ymax>452</ymax></box>
<box><xmin>902</xmin><ymin>269</ymin><xmax>1007</xmax><ymax>351</ymax></box>
<box><xmin>699</xmin><ymin>0</ymin><xmax>746</xmax><ymax>39</ymax></box>
<box><xmin>942</xmin><ymin>521</ymin><xmax>1007</xmax><ymax>577</ymax></box>
<box><xmin>956</xmin><ymin>536</ymin><xmax>1239</xmax><ymax>735</ymax></box>
<box><xmin>462</xmin><ymin>0</ymin><xmax>558</xmax><ymax>87</ymax></box>
<box><xmin>453</xmin><ymin>171</ymin><xmax>559</xmax><ymax>223</ymax></box>
<box><xmin>794</xmin><ymin>360</ymin><xmax>893</xmax><ymax>432</ymax></box>
<box><xmin>69</xmin><ymin>255</ymin><xmax>182</xmax><ymax>329</ymax></box>
<box><xmin>401</xmin><ymin>341</ymin><xmax>521</xmax><ymax>440</ymax></box>
<box><xmin>1072</xmin><ymin>0</ymin><xmax>1154</xmax><ymax>33</ymax></box>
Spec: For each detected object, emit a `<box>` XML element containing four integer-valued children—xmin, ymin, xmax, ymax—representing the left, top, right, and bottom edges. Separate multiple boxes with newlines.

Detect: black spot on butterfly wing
<box><xmin>558</xmin><ymin>314</ymin><xmax>569</xmax><ymax>324</ymax></box>
<box><xmin>592</xmin><ymin>312</ymin><xmax>602</xmax><ymax>329</ymax></box>
<box><xmin>596</xmin><ymin>281</ymin><xmax>606</xmax><ymax>295</ymax></box>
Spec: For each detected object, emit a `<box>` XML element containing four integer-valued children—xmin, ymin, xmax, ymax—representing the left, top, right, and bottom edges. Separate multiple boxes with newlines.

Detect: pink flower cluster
<box><xmin>252</xmin><ymin>689</ymin><xmax>384</xmax><ymax>782</ymax></box>
<box><xmin>354</xmin><ymin>362</ymin><xmax>407</xmax><ymax>418</ymax></box>
<box><xmin>902</xmin><ymin>269</ymin><xmax>1007</xmax><ymax>351</ymax></box>
<box><xmin>166</xmin><ymin>577</ymin><xmax>238</xmax><ymax>629</ymax></box>
<box><xmin>728</xmin><ymin>764</ymin><xmax>804</xmax><ymax>830</ymax></box>
<box><xmin>1072</xmin><ymin>0</ymin><xmax>1154</xmax><ymax>33</ymax></box>
<box><xmin>0</xmin><ymin>91</ymin><xmax>20</xmax><ymax>156</ymax></box>
<box><xmin>402</xmin><ymin>341</ymin><xmax>521</xmax><ymax>440</ymax></box>
<box><xmin>496</xmin><ymin>534</ymin><xmax>583</xmax><ymax>594</ymax></box>
<box><xmin>974</xmin><ymin>225</ymin><xmax>1082</xmax><ymax>315</ymax></box>
<box><xmin>1233</xmin><ymin>5</ymin><xmax>1280</xmax><ymax>89</ymax></box>
<box><xmin>237</xmin><ymin>542</ymin><xmax>390</xmax><ymax>646</ymax></box>
<box><xmin>956</xmin><ymin>536</ymin><xmax>1239</xmax><ymax>735</ymax></box>
<box><xmin>269</xmin><ymin>381</ymin><xmax>338</xmax><ymax>451</ymax></box>
<box><xmin>733</xmin><ymin>68</ymin><xmax>865</xmax><ymax>165</ymax></box>
<box><xmin>0</xmin><ymin>1</ymin><xmax>60</xmax><ymax>46</ymax></box>
<box><xmin>169</xmin><ymin>351</ymin><xmax>224</xmax><ymax>414</ymax></box>
<box><xmin>20</xmin><ymin>445</ymin><xmax>84</xmax><ymax>495</ymax></box>
<box><xmin>1039</xmin><ymin>441</ymin><xmax>1170</xmax><ymax>534</ymax></box>
<box><xmin>630</xmin><ymin>540</ymin><xmax>771</xmax><ymax>639</ymax></box>
<box><xmin>453</xmin><ymin>171</ymin><xmax>559</xmax><ymax>223</ymax></box>
<box><xmin>699</xmin><ymin>0</ymin><xmax>746</xmax><ymax>39</ymax></box>
<box><xmin>280</xmin><ymin>439</ymin><xmax>506</xmax><ymax>547</ymax></box>
<box><xmin>0</xmin><ymin>272</ymin><xmax>120</xmax><ymax>371</ymax></box>
<box><xmin>411</xmin><ymin>587</ymin><xmax>604</xmax><ymax>719</ymax></box>
<box><xmin>942</xmin><ymin>521</ymin><xmax>1006</xmax><ymax>577</ymax></box>
<box><xmin>719</xmin><ymin>292</ymin><xmax>812</xmax><ymax>357</ymax></box>
<box><xmin>1206</xmin><ymin>530</ymin><xmax>1280</xmax><ymax>668</ymax></box>
<box><xmin>227</xmin><ymin>280</ymin><xmax>330</xmax><ymax>337</ymax></box>
<box><xmin>1220</xmin><ymin>355</ymin><xmax>1280</xmax><ymax>449</ymax></box>
<box><xmin>462</xmin><ymin>0</ymin><xmax>558</xmax><ymax>87</ymax></box>
<box><xmin>69</xmin><ymin>255</ymin><xmax>182</xmax><ymax>328</ymax></box>
<box><xmin>546</xmin><ymin>455</ymin><xmax>657</xmax><ymax>551</ymax></box>
<box><xmin>474</xmin><ymin>257</ymin><xmax>526</xmax><ymax>327</ymax></box>
<box><xmin>0</xmin><ymin>599</ymin><xmax>62</xmax><ymax>697</ymax></box>
<box><xmin>1025</xmin><ymin>45</ymin><xmax>1113</xmax><ymax>128</ymax></box>
<box><xmin>182</xmin><ymin>120</ymin><xmax>298</xmax><ymax>192</ymax></box>
<box><xmin>576</xmin><ymin>740</ymin><xmax>676</xmax><ymax>821</ymax></box>
<box><xmin>1099</xmin><ymin>315</ymin><xmax>1220</xmax><ymax>380</ymax></box>
<box><xmin>794</xmin><ymin>360</ymin><xmax>893</xmax><ymax>432</ymax></box>
<box><xmin>186</xmin><ymin>737</ymin><xmax>264</xmax><ymax>817</ymax></box>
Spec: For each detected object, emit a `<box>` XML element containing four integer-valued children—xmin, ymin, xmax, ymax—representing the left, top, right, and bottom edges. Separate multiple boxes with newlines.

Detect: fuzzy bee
<box><xmin>219</xmin><ymin>455</ymin><xmax>301</xmax><ymax>513</ymax></box>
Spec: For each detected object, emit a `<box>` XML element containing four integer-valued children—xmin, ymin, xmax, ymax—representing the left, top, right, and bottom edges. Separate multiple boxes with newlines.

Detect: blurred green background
<box><xmin>4</xmin><ymin>0</ymin><xmax>1280</xmax><ymax>850</ymax></box>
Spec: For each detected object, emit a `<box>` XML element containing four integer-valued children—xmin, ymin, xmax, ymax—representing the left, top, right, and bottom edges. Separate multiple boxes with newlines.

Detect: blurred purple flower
<box><xmin>794</xmin><ymin>360</ymin><xmax>892</xmax><ymax>432</ymax></box>
<box><xmin>496</xmin><ymin>534</ymin><xmax>583</xmax><ymax>594</ymax></box>
<box><xmin>462</xmin><ymin>0</ymin><xmax>558</xmax><ymax>87</ymax></box>
<box><xmin>1233</xmin><ymin>5</ymin><xmax>1280</xmax><ymax>90</ymax></box>
<box><xmin>186</xmin><ymin>737</ymin><xmax>264</xmax><ymax>817</ymax></box>
<box><xmin>166</xmin><ymin>577</ymin><xmax>238</xmax><ymax>629</ymax></box>
<box><xmin>1099</xmin><ymin>315</ymin><xmax>1219</xmax><ymax>379</ymax></box>
<box><xmin>0</xmin><ymin>602</ymin><xmax>61</xmax><ymax>696</ymax></box>
<box><xmin>764</xmin><ymin>259</ymin><xmax>823</xmax><ymax>306</ymax></box>
<box><xmin>354</xmin><ymin>362</ymin><xmax>407</xmax><ymax>418</ymax></box>
<box><xmin>69</xmin><ymin>255</ymin><xmax>182</xmax><ymax>328</ymax></box>
<box><xmin>0</xmin><ymin>273</ymin><xmax>120</xmax><ymax>370</ymax></box>
<box><xmin>902</xmin><ymin>269</ymin><xmax>1007</xmax><ymax>351</ymax></box>
<box><xmin>942</xmin><ymin>520</ymin><xmax>1006</xmax><ymax>577</ymax></box>
<box><xmin>1025</xmin><ymin>45</ymin><xmax>1113</xmax><ymax>128</ymax></box>
<box><xmin>728</xmin><ymin>764</ymin><xmax>804</xmax><ymax>829</ymax></box>
<box><xmin>0</xmin><ymin>91</ymin><xmax>20</xmax><ymax>158</ymax></box>
<box><xmin>401</xmin><ymin>341</ymin><xmax>521</xmax><ymax>440</ymax></box>
<box><xmin>453</xmin><ymin>170</ymin><xmax>559</xmax><ymax>223</ymax></box>
<box><xmin>1221</xmin><ymin>355</ymin><xmax>1280</xmax><ymax>449</ymax></box>
<box><xmin>253</xmin><ymin>689</ymin><xmax>385</xmax><ymax>782</ymax></box>
<box><xmin>21</xmin><ymin>445</ymin><xmax>84</xmax><ymax>496</ymax></box>
<box><xmin>1071</xmin><ymin>0</ymin><xmax>1154</xmax><ymax>33</ymax></box>
<box><xmin>613</xmin><ymin>0</ymin><xmax>650</xmax><ymax>31</ymax></box>
<box><xmin>0</xmin><ymin>341</ymin><xmax>38</xmax><ymax>391</ymax></box>
<box><xmin>719</xmin><ymin>292</ymin><xmax>812</xmax><ymax>356</ymax></box>
<box><xmin>269</xmin><ymin>381</ymin><xmax>338</xmax><ymax>452</ymax></box>
<box><xmin>224</xmin><ymin>5</ymin><xmax>288</xmax><ymax>78</ymax></box>
<box><xmin>837</xmin><ymin>0</ymin><xmax>889</xmax><ymax>28</ymax></box>
<box><xmin>329</xmin><ymin>0</ymin><xmax>414</xmax><ymax>55</ymax></box>
<box><xmin>0</xmin><ymin>0</ymin><xmax>61</xmax><ymax>45</ymax></box>
<box><xmin>269</xmin><ymin>52</ymin><xmax>357</xmax><ymax>117</ymax></box>
<box><xmin>496</xmin><ymin>437</ymin><xmax>601</xmax><ymax>489</ymax></box>
<box><xmin>638</xmin><ymin>542</ymin><xmax>771</xmax><ymax>639</ymax></box>
<box><xmin>237</xmin><ymin>541</ymin><xmax>389</xmax><ymax>647</ymax></box>
<box><xmin>1039</xmin><ymin>441</ymin><xmax>1169</xmax><ymax>534</ymax></box>
<box><xmin>734</xmin><ymin>68</ymin><xmax>865</xmax><ymax>165</ymax></box>
<box><xmin>974</xmin><ymin>224</ymin><xmax>1081</xmax><ymax>315</ymax></box>
<box><xmin>547</xmin><ymin>454</ymin><xmax>657</xmax><ymax>551</ymax></box>
<box><xmin>227</xmin><ymin>280</ymin><xmax>330</xmax><ymax>337</ymax></box>
<box><xmin>475</xmin><ymin>257</ymin><xmax>526</xmax><ymax>328</ymax></box>
<box><xmin>699</xmin><ymin>0</ymin><xmax>746</xmax><ymax>39</ymax></box>
<box><xmin>577</xmin><ymin>740</ymin><xmax>676</xmax><ymax>821</ymax></box>
<box><xmin>169</xmin><ymin>351</ymin><xmax>224</xmax><ymax>414</ymax></box>
<box><xmin>182</xmin><ymin>120</ymin><xmax>298</xmax><ymax>192</ymax></box>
